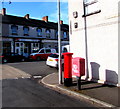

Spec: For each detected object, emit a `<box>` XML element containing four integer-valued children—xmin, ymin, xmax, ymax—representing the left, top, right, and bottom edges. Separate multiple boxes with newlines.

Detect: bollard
<box><xmin>77</xmin><ymin>76</ymin><xmax>81</xmax><ymax>90</ymax></box>
<box><xmin>63</xmin><ymin>52</ymin><xmax>73</xmax><ymax>87</ymax></box>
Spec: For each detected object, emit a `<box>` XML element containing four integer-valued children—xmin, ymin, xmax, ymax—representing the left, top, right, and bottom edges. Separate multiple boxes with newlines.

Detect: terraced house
<box><xmin>1</xmin><ymin>8</ymin><xmax>69</xmax><ymax>58</ymax></box>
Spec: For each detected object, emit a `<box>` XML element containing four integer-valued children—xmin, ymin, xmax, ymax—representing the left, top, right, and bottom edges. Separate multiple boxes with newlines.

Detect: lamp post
<box><xmin>58</xmin><ymin>0</ymin><xmax>62</xmax><ymax>84</ymax></box>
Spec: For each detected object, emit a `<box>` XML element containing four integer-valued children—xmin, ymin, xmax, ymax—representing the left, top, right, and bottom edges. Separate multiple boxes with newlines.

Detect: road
<box><xmin>2</xmin><ymin>61</ymin><xmax>99</xmax><ymax>107</ymax></box>
<box><xmin>3</xmin><ymin>61</ymin><xmax>58</xmax><ymax>77</ymax></box>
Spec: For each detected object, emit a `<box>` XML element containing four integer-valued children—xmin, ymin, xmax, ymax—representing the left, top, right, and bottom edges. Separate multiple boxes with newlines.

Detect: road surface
<box><xmin>2</xmin><ymin>61</ymin><xmax>99</xmax><ymax>107</ymax></box>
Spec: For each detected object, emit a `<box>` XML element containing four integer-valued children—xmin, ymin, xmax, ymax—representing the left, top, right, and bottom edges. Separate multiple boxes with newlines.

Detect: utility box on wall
<box><xmin>72</xmin><ymin>57</ymin><xmax>85</xmax><ymax>77</ymax></box>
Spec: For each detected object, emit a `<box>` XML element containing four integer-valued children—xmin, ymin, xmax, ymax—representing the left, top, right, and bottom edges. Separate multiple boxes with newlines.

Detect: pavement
<box><xmin>41</xmin><ymin>72</ymin><xmax>120</xmax><ymax>108</ymax></box>
<box><xmin>1</xmin><ymin>64</ymin><xmax>119</xmax><ymax>108</ymax></box>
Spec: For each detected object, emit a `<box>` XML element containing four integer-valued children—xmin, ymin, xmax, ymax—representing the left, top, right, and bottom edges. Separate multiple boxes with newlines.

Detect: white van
<box><xmin>62</xmin><ymin>45</ymin><xmax>70</xmax><ymax>53</ymax></box>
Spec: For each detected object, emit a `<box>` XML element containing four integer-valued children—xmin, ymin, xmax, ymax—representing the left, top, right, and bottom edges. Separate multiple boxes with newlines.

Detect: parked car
<box><xmin>29</xmin><ymin>48</ymin><xmax>57</xmax><ymax>61</ymax></box>
<box><xmin>46</xmin><ymin>53</ymin><xmax>64</xmax><ymax>68</ymax></box>
<box><xmin>1</xmin><ymin>52</ymin><xmax>25</xmax><ymax>63</ymax></box>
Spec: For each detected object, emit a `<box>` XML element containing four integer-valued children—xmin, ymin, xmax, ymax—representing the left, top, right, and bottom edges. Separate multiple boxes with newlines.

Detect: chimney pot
<box><xmin>2</xmin><ymin>8</ymin><xmax>6</xmax><ymax>15</ymax></box>
<box><xmin>42</xmin><ymin>16</ymin><xmax>48</xmax><ymax>22</ymax></box>
<box><xmin>24</xmin><ymin>14</ymin><xmax>29</xmax><ymax>19</ymax></box>
<box><xmin>60</xmin><ymin>20</ymin><xmax>63</xmax><ymax>24</ymax></box>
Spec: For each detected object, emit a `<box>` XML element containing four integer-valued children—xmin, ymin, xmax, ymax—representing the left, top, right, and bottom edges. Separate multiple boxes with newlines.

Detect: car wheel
<box><xmin>3</xmin><ymin>58</ymin><xmax>8</xmax><ymax>63</ymax></box>
<box><xmin>21</xmin><ymin>58</ymin><xmax>25</xmax><ymax>62</ymax></box>
<box><xmin>36</xmin><ymin>56</ymin><xmax>41</xmax><ymax>61</ymax></box>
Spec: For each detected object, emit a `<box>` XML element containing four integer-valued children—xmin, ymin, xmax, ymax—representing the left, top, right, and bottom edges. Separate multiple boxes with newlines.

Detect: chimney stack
<box><xmin>60</xmin><ymin>20</ymin><xmax>63</xmax><ymax>24</ymax></box>
<box><xmin>2</xmin><ymin>8</ymin><xmax>6</xmax><ymax>15</ymax></box>
<box><xmin>42</xmin><ymin>16</ymin><xmax>48</xmax><ymax>22</ymax></box>
<box><xmin>24</xmin><ymin>14</ymin><xmax>29</xmax><ymax>19</ymax></box>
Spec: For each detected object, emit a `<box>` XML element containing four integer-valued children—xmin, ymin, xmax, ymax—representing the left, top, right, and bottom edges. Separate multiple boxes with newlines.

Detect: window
<box><xmin>63</xmin><ymin>31</ymin><xmax>67</xmax><ymax>39</ymax></box>
<box><xmin>23</xmin><ymin>27</ymin><xmax>29</xmax><ymax>36</ymax></box>
<box><xmin>46</xmin><ymin>49</ymin><xmax>51</xmax><ymax>53</ymax></box>
<box><xmin>49</xmin><ymin>54</ymin><xmax>58</xmax><ymax>58</ymax></box>
<box><xmin>11</xmin><ymin>25</ymin><xmax>18</xmax><ymax>35</ymax></box>
<box><xmin>49</xmin><ymin>54</ymin><xmax>64</xmax><ymax>59</ymax></box>
<box><xmin>46</xmin><ymin>29</ymin><xmax>51</xmax><ymax>38</ymax></box>
<box><xmin>32</xmin><ymin>43</ymin><xmax>39</xmax><ymax>53</ymax></box>
<box><xmin>37</xmin><ymin>28</ymin><xmax>42</xmax><ymax>36</ymax></box>
<box><xmin>83</xmin><ymin>0</ymin><xmax>101</xmax><ymax>16</ymax></box>
<box><xmin>16</xmin><ymin>43</ymin><xmax>19</xmax><ymax>47</ymax></box>
<box><xmin>3</xmin><ymin>42</ymin><xmax>11</xmax><ymax>54</ymax></box>
<box><xmin>55</xmin><ymin>30</ymin><xmax>58</xmax><ymax>39</ymax></box>
<box><xmin>39</xmin><ymin>49</ymin><xmax>44</xmax><ymax>53</ymax></box>
<box><xmin>48</xmin><ymin>45</ymin><xmax>51</xmax><ymax>48</ymax></box>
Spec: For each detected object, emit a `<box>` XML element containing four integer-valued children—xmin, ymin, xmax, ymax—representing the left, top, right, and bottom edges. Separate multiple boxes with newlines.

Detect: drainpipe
<box><xmin>83</xmin><ymin>1</ymin><xmax>89</xmax><ymax>79</ymax></box>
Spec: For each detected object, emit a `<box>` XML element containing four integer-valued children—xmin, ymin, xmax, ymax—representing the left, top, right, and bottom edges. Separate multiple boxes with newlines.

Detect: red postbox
<box><xmin>72</xmin><ymin>57</ymin><xmax>85</xmax><ymax>77</ymax></box>
<box><xmin>72</xmin><ymin>57</ymin><xmax>85</xmax><ymax>90</ymax></box>
<box><xmin>63</xmin><ymin>52</ymin><xmax>73</xmax><ymax>86</ymax></box>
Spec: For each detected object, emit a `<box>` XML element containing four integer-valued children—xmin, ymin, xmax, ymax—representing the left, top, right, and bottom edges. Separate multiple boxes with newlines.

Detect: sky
<box><xmin>0</xmin><ymin>1</ymin><xmax>68</xmax><ymax>24</ymax></box>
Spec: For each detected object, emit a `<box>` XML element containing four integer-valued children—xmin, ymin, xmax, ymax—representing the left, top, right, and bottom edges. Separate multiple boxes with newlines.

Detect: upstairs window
<box><xmin>63</xmin><ymin>31</ymin><xmax>67</xmax><ymax>39</ymax></box>
<box><xmin>83</xmin><ymin>0</ymin><xmax>101</xmax><ymax>16</ymax></box>
<box><xmin>46</xmin><ymin>29</ymin><xmax>51</xmax><ymax>38</ymax></box>
<box><xmin>37</xmin><ymin>28</ymin><xmax>42</xmax><ymax>37</ymax></box>
<box><xmin>11</xmin><ymin>25</ymin><xmax>18</xmax><ymax>35</ymax></box>
<box><xmin>23</xmin><ymin>27</ymin><xmax>29</xmax><ymax>36</ymax></box>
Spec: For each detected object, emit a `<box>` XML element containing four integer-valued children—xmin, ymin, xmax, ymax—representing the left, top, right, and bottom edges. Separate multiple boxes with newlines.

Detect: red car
<box><xmin>29</xmin><ymin>48</ymin><xmax>57</xmax><ymax>61</ymax></box>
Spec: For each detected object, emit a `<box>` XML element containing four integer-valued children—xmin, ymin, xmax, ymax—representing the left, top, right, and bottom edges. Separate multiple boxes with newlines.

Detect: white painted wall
<box><xmin>68</xmin><ymin>0</ymin><xmax>119</xmax><ymax>86</ymax></box>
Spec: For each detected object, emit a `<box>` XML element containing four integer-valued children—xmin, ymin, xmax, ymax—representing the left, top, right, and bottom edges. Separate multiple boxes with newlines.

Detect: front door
<box><xmin>24</xmin><ymin>43</ymin><xmax>29</xmax><ymax>58</ymax></box>
<box><xmin>15</xmin><ymin>42</ymin><xmax>30</xmax><ymax>58</ymax></box>
<box><xmin>15</xmin><ymin>42</ymin><xmax>24</xmax><ymax>55</ymax></box>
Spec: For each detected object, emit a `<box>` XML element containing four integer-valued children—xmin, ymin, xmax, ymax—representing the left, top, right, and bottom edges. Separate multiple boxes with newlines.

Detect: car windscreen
<box><xmin>49</xmin><ymin>54</ymin><xmax>64</xmax><ymax>59</ymax></box>
<box><xmin>49</xmin><ymin>54</ymin><xmax>59</xmax><ymax>58</ymax></box>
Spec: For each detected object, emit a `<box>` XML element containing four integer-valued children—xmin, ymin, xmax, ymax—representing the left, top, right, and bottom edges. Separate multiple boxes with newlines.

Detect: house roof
<box><xmin>1</xmin><ymin>14</ymin><xmax>69</xmax><ymax>31</ymax></box>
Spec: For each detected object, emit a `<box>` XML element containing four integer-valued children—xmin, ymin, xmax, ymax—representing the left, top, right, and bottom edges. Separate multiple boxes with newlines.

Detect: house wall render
<box><xmin>68</xmin><ymin>0</ymin><xmax>119</xmax><ymax>86</ymax></box>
